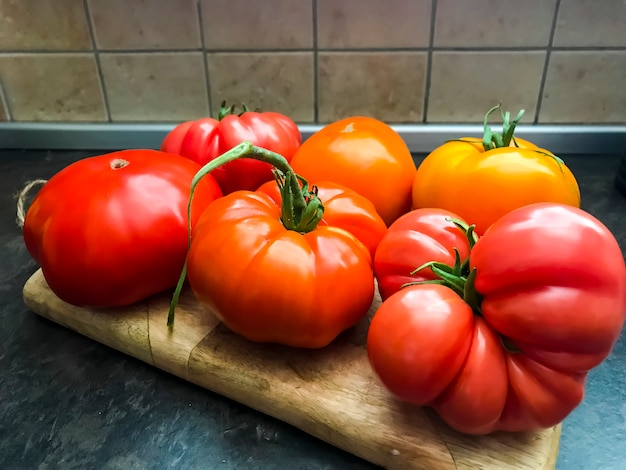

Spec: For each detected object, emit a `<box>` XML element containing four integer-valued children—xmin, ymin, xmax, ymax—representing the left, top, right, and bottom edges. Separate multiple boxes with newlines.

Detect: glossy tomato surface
<box><xmin>290</xmin><ymin>116</ymin><xmax>416</xmax><ymax>226</ymax></box>
<box><xmin>373</xmin><ymin>208</ymin><xmax>472</xmax><ymax>300</ymax></box>
<box><xmin>412</xmin><ymin>137</ymin><xmax>581</xmax><ymax>235</ymax></box>
<box><xmin>367</xmin><ymin>203</ymin><xmax>626</xmax><ymax>434</ymax></box>
<box><xmin>23</xmin><ymin>150</ymin><xmax>222</xmax><ymax>307</ymax></box>
<box><xmin>471</xmin><ymin>203</ymin><xmax>626</xmax><ymax>374</ymax></box>
<box><xmin>186</xmin><ymin>190</ymin><xmax>375</xmax><ymax>349</ymax></box>
<box><xmin>161</xmin><ymin>110</ymin><xmax>301</xmax><ymax>194</ymax></box>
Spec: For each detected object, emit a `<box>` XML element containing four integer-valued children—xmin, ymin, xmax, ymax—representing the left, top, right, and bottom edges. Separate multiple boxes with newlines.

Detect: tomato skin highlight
<box><xmin>162</xmin><ymin>109</ymin><xmax>301</xmax><ymax>194</ymax></box>
<box><xmin>187</xmin><ymin>190</ymin><xmax>375</xmax><ymax>349</ymax></box>
<box><xmin>368</xmin><ymin>202</ymin><xmax>626</xmax><ymax>434</ymax></box>
<box><xmin>23</xmin><ymin>150</ymin><xmax>222</xmax><ymax>307</ymax></box>
<box><xmin>290</xmin><ymin>116</ymin><xmax>416</xmax><ymax>226</ymax></box>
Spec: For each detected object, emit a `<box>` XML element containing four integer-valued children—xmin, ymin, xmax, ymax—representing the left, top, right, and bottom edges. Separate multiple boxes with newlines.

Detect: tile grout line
<box><xmin>534</xmin><ymin>0</ymin><xmax>562</xmax><ymax>124</ymax></box>
<box><xmin>197</xmin><ymin>0</ymin><xmax>213</xmax><ymax>118</ymax></box>
<box><xmin>312</xmin><ymin>0</ymin><xmax>319</xmax><ymax>124</ymax></box>
<box><xmin>0</xmin><ymin>79</ymin><xmax>13</xmax><ymax>121</ymax></box>
<box><xmin>0</xmin><ymin>45</ymin><xmax>625</xmax><ymax>55</ymax></box>
<box><xmin>421</xmin><ymin>0</ymin><xmax>438</xmax><ymax>123</ymax></box>
<box><xmin>82</xmin><ymin>0</ymin><xmax>112</xmax><ymax>122</ymax></box>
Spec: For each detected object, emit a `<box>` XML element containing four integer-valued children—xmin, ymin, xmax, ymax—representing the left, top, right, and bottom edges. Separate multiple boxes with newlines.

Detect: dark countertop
<box><xmin>1</xmin><ymin>149</ymin><xmax>626</xmax><ymax>470</ymax></box>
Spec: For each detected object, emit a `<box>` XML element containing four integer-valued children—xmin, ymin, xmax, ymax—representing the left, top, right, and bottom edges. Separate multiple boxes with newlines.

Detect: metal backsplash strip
<box><xmin>0</xmin><ymin>122</ymin><xmax>624</xmax><ymax>155</ymax></box>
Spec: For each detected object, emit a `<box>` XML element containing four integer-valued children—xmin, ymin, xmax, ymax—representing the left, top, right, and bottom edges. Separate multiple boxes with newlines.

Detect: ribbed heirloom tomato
<box><xmin>367</xmin><ymin>203</ymin><xmax>626</xmax><ymax>434</ymax></box>
<box><xmin>22</xmin><ymin>150</ymin><xmax>222</xmax><ymax>307</ymax></box>
<box><xmin>168</xmin><ymin>142</ymin><xmax>376</xmax><ymax>349</ymax></box>
<box><xmin>412</xmin><ymin>105</ymin><xmax>580</xmax><ymax>235</ymax></box>
<box><xmin>290</xmin><ymin>116</ymin><xmax>416</xmax><ymax>226</ymax></box>
<box><xmin>161</xmin><ymin>102</ymin><xmax>301</xmax><ymax>194</ymax></box>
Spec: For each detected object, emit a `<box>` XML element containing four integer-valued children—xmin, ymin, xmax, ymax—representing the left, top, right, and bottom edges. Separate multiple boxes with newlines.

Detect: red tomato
<box><xmin>22</xmin><ymin>150</ymin><xmax>222</xmax><ymax>307</ymax></box>
<box><xmin>472</xmin><ymin>203</ymin><xmax>626</xmax><ymax>374</ymax></box>
<box><xmin>368</xmin><ymin>284</ymin><xmax>475</xmax><ymax>405</ymax></box>
<box><xmin>367</xmin><ymin>203</ymin><xmax>626</xmax><ymax>434</ymax></box>
<box><xmin>161</xmin><ymin>103</ymin><xmax>301</xmax><ymax>194</ymax></box>
<box><xmin>257</xmin><ymin>179</ymin><xmax>387</xmax><ymax>261</ymax></box>
<box><xmin>373</xmin><ymin>208</ymin><xmax>473</xmax><ymax>301</ymax></box>
<box><xmin>289</xmin><ymin>116</ymin><xmax>416</xmax><ymax>226</ymax></box>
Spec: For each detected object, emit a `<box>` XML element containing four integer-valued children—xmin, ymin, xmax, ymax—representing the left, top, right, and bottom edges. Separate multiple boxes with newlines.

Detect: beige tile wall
<box><xmin>0</xmin><ymin>0</ymin><xmax>624</xmax><ymax>124</ymax></box>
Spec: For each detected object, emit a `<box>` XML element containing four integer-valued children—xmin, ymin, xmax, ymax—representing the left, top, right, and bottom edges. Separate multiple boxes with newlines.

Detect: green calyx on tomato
<box><xmin>189</xmin><ymin>141</ymin><xmax>325</xmax><ymax>234</ymax></box>
<box><xmin>407</xmin><ymin>259</ymin><xmax>519</xmax><ymax>355</ymax></box>
<box><xmin>217</xmin><ymin>100</ymin><xmax>259</xmax><ymax>120</ymax></box>
<box><xmin>272</xmin><ymin>170</ymin><xmax>325</xmax><ymax>233</ymax></box>
<box><xmin>480</xmin><ymin>103</ymin><xmax>524</xmax><ymax>151</ymax></box>
<box><xmin>463</xmin><ymin>103</ymin><xmax>565</xmax><ymax>168</ymax></box>
<box><xmin>405</xmin><ymin>218</ymin><xmax>483</xmax><ymax>315</ymax></box>
<box><xmin>167</xmin><ymin>141</ymin><xmax>325</xmax><ymax>327</ymax></box>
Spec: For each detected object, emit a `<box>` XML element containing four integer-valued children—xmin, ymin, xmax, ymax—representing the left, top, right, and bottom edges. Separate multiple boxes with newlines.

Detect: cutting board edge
<box><xmin>21</xmin><ymin>268</ymin><xmax>561</xmax><ymax>470</ymax></box>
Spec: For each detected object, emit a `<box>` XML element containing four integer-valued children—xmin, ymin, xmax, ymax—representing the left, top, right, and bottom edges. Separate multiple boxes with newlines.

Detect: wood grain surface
<box><xmin>23</xmin><ymin>268</ymin><xmax>561</xmax><ymax>470</ymax></box>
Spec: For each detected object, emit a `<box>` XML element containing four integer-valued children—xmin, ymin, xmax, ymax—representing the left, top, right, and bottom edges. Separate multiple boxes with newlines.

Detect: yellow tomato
<box><xmin>412</xmin><ymin>108</ymin><xmax>581</xmax><ymax>235</ymax></box>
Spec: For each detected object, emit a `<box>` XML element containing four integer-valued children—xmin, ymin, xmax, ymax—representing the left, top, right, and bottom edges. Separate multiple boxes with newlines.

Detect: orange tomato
<box><xmin>172</xmin><ymin>141</ymin><xmax>377</xmax><ymax>348</ymax></box>
<box><xmin>290</xmin><ymin>116</ymin><xmax>416</xmax><ymax>226</ymax></box>
<box><xmin>412</xmin><ymin>107</ymin><xmax>580</xmax><ymax>235</ymax></box>
<box><xmin>187</xmin><ymin>191</ymin><xmax>375</xmax><ymax>348</ymax></box>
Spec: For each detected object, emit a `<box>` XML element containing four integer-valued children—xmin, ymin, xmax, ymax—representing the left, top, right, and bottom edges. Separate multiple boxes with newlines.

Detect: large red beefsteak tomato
<box><xmin>367</xmin><ymin>203</ymin><xmax>626</xmax><ymax>434</ymax></box>
<box><xmin>22</xmin><ymin>150</ymin><xmax>222</xmax><ymax>307</ymax></box>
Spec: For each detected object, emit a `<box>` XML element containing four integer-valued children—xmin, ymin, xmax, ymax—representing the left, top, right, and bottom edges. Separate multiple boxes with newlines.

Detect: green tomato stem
<box><xmin>463</xmin><ymin>268</ymin><xmax>483</xmax><ymax>315</ymax></box>
<box><xmin>446</xmin><ymin>218</ymin><xmax>479</xmax><ymax>250</ymax></box>
<box><xmin>405</xmin><ymin>263</ymin><xmax>483</xmax><ymax>316</ymax></box>
<box><xmin>217</xmin><ymin>101</ymin><xmax>258</xmax><ymax>119</ymax></box>
<box><xmin>451</xmin><ymin>106</ymin><xmax>566</xmax><ymax>173</ymax></box>
<box><xmin>454</xmin><ymin>107</ymin><xmax>567</xmax><ymax>173</ymax></box>
<box><xmin>402</xmin><ymin>221</ymin><xmax>483</xmax><ymax>315</ymax></box>
<box><xmin>431</xmin><ymin>264</ymin><xmax>466</xmax><ymax>298</ymax></box>
<box><xmin>217</xmin><ymin>100</ymin><xmax>237</xmax><ymax>120</ymax></box>
<box><xmin>167</xmin><ymin>141</ymin><xmax>324</xmax><ymax>328</ymax></box>
<box><xmin>481</xmin><ymin>103</ymin><xmax>525</xmax><ymax>151</ymax></box>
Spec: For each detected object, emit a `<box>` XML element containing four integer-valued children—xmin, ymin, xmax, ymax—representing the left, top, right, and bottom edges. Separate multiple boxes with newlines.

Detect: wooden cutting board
<box><xmin>22</xmin><ymin>268</ymin><xmax>561</xmax><ymax>469</ymax></box>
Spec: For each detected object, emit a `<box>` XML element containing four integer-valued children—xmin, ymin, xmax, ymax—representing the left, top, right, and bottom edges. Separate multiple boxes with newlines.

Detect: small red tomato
<box><xmin>373</xmin><ymin>208</ymin><xmax>473</xmax><ymax>301</ymax></box>
<box><xmin>161</xmin><ymin>102</ymin><xmax>301</xmax><ymax>194</ymax></box>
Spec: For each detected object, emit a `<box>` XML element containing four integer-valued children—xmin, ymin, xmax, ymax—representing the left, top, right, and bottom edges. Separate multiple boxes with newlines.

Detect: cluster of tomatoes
<box><xmin>22</xmin><ymin>103</ymin><xmax>626</xmax><ymax>435</ymax></box>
